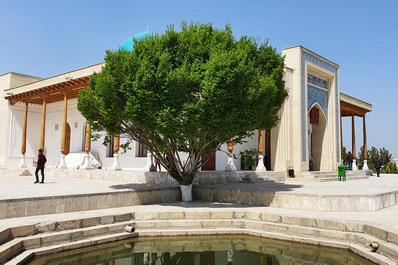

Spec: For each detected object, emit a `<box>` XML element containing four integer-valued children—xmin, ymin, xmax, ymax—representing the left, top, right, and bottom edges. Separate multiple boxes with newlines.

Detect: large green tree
<box><xmin>78</xmin><ymin>22</ymin><xmax>287</xmax><ymax>195</ymax></box>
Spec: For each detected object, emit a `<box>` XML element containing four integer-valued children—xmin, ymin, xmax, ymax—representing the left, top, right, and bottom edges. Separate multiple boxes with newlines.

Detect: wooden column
<box><xmin>60</xmin><ymin>92</ymin><xmax>68</xmax><ymax>155</ymax></box>
<box><xmin>258</xmin><ymin>130</ymin><xmax>264</xmax><ymax>155</ymax></box>
<box><xmin>113</xmin><ymin>134</ymin><xmax>120</xmax><ymax>154</ymax></box>
<box><xmin>351</xmin><ymin>115</ymin><xmax>356</xmax><ymax>159</ymax></box>
<box><xmin>21</xmin><ymin>102</ymin><xmax>28</xmax><ymax>155</ymax></box>
<box><xmin>40</xmin><ymin>98</ymin><xmax>47</xmax><ymax>151</ymax></box>
<box><xmin>340</xmin><ymin>114</ymin><xmax>343</xmax><ymax>160</ymax></box>
<box><xmin>363</xmin><ymin>114</ymin><xmax>368</xmax><ymax>160</ymax></box>
<box><xmin>84</xmin><ymin>123</ymin><xmax>91</xmax><ymax>153</ymax></box>
<box><xmin>227</xmin><ymin>138</ymin><xmax>234</xmax><ymax>155</ymax></box>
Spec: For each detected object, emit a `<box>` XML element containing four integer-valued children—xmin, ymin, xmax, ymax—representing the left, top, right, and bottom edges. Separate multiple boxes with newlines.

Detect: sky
<box><xmin>1</xmin><ymin>0</ymin><xmax>397</xmax><ymax>157</ymax></box>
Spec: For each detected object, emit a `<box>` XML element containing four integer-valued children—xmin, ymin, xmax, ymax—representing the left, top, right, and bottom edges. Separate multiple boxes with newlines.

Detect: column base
<box><xmin>58</xmin><ymin>155</ymin><xmax>67</xmax><ymax>169</ymax></box>
<box><xmin>362</xmin><ymin>159</ymin><xmax>369</xmax><ymax>171</ymax></box>
<box><xmin>256</xmin><ymin>155</ymin><xmax>267</xmax><ymax>172</ymax></box>
<box><xmin>225</xmin><ymin>156</ymin><xmax>236</xmax><ymax>172</ymax></box>
<box><xmin>79</xmin><ymin>153</ymin><xmax>93</xmax><ymax>170</ymax></box>
<box><xmin>18</xmin><ymin>155</ymin><xmax>27</xmax><ymax>168</ymax></box>
<box><xmin>144</xmin><ymin>153</ymin><xmax>153</xmax><ymax>172</ymax></box>
<box><xmin>109</xmin><ymin>154</ymin><xmax>122</xmax><ymax>171</ymax></box>
<box><xmin>352</xmin><ymin>159</ymin><xmax>358</xmax><ymax>171</ymax></box>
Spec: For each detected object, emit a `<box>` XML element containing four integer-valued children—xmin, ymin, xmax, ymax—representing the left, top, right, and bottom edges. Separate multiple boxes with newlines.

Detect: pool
<box><xmin>28</xmin><ymin>235</ymin><xmax>376</xmax><ymax>265</ymax></box>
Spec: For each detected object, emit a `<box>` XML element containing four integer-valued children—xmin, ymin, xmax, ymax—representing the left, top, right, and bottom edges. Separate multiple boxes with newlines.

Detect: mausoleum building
<box><xmin>0</xmin><ymin>38</ymin><xmax>372</xmax><ymax>174</ymax></box>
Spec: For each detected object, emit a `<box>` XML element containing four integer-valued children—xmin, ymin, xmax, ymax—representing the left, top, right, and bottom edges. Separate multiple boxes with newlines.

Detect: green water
<box><xmin>29</xmin><ymin>235</ymin><xmax>376</xmax><ymax>265</ymax></box>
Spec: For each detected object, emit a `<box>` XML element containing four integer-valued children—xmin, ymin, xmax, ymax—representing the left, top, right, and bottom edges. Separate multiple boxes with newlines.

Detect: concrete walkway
<box><xmin>0</xmin><ymin>172</ymin><xmax>397</xmax><ymax>231</ymax></box>
<box><xmin>1</xmin><ymin>172</ymin><xmax>398</xmax><ymax>200</ymax></box>
<box><xmin>0</xmin><ymin>174</ymin><xmax>175</xmax><ymax>200</ymax></box>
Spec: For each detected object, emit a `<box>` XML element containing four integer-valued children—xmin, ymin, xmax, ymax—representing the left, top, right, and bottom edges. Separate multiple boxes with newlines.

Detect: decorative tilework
<box><xmin>301</xmin><ymin>50</ymin><xmax>340</xmax><ymax>162</ymax></box>
<box><xmin>308</xmin><ymin>74</ymin><xmax>328</xmax><ymax>89</ymax></box>
<box><xmin>308</xmin><ymin>85</ymin><xmax>328</xmax><ymax>117</ymax></box>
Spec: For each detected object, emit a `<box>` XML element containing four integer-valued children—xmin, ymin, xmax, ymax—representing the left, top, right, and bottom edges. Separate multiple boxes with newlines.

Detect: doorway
<box><xmin>264</xmin><ymin>130</ymin><xmax>271</xmax><ymax>170</ymax></box>
<box><xmin>201</xmin><ymin>151</ymin><xmax>216</xmax><ymax>170</ymax></box>
<box><xmin>309</xmin><ymin>106</ymin><xmax>327</xmax><ymax>171</ymax></box>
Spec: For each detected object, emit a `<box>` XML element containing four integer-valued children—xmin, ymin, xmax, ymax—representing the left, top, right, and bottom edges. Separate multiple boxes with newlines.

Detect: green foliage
<box><xmin>78</xmin><ymin>22</ymin><xmax>287</xmax><ymax>185</ymax></box>
<box><xmin>356</xmin><ymin>146</ymin><xmax>396</xmax><ymax>173</ymax></box>
<box><xmin>239</xmin><ymin>148</ymin><xmax>259</xmax><ymax>170</ymax></box>
<box><xmin>387</xmin><ymin>161</ymin><xmax>398</xmax><ymax>173</ymax></box>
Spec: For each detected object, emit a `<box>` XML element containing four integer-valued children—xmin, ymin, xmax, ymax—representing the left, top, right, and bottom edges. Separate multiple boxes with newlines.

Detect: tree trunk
<box><xmin>180</xmin><ymin>184</ymin><xmax>193</xmax><ymax>202</ymax></box>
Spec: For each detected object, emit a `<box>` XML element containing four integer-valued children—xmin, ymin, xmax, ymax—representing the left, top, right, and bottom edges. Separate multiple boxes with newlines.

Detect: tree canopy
<box><xmin>78</xmin><ymin>22</ymin><xmax>287</xmax><ymax>185</ymax></box>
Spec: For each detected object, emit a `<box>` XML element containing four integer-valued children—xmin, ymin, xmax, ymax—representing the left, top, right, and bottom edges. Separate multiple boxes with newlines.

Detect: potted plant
<box><xmin>240</xmin><ymin>149</ymin><xmax>259</xmax><ymax>170</ymax></box>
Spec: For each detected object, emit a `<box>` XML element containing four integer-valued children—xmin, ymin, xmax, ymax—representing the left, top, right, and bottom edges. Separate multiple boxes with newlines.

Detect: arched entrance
<box><xmin>308</xmin><ymin>105</ymin><xmax>327</xmax><ymax>171</ymax></box>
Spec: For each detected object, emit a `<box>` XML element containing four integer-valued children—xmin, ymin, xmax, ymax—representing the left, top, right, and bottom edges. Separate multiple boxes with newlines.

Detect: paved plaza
<box><xmin>0</xmin><ymin>172</ymin><xmax>397</xmax><ymax>229</ymax></box>
<box><xmin>1</xmin><ymin>171</ymin><xmax>398</xmax><ymax>200</ymax></box>
<box><xmin>1</xmin><ymin>171</ymin><xmax>398</xmax><ymax>264</ymax></box>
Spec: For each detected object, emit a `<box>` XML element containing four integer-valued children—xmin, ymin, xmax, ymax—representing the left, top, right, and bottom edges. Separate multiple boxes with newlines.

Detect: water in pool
<box><xmin>29</xmin><ymin>235</ymin><xmax>376</xmax><ymax>265</ymax></box>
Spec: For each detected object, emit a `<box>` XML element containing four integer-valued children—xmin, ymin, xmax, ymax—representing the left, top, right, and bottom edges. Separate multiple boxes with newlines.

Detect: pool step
<box><xmin>2</xmin><ymin>208</ymin><xmax>398</xmax><ymax>265</ymax></box>
<box><xmin>131</xmin><ymin>218</ymin><xmax>398</xmax><ymax>263</ymax></box>
<box><xmin>4</xmin><ymin>232</ymin><xmax>138</xmax><ymax>265</ymax></box>
<box><xmin>0</xmin><ymin>213</ymin><xmax>135</xmax><ymax>264</ymax></box>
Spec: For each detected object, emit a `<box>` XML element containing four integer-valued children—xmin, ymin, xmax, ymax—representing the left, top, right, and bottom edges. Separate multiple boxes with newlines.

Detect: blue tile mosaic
<box><xmin>308</xmin><ymin>74</ymin><xmax>328</xmax><ymax>90</ymax></box>
<box><xmin>301</xmin><ymin>50</ymin><xmax>340</xmax><ymax>162</ymax></box>
<box><xmin>308</xmin><ymin>85</ymin><xmax>328</xmax><ymax>117</ymax></box>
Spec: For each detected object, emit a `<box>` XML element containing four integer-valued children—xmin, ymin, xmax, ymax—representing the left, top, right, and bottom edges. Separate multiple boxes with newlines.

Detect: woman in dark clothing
<box><xmin>35</xmin><ymin>149</ymin><xmax>47</xmax><ymax>183</ymax></box>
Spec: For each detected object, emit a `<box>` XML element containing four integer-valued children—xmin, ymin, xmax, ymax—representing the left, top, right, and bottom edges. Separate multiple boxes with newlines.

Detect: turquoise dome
<box><xmin>120</xmin><ymin>31</ymin><xmax>152</xmax><ymax>51</ymax></box>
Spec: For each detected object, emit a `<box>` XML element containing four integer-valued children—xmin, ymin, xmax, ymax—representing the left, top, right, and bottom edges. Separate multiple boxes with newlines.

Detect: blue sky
<box><xmin>1</xmin><ymin>0</ymin><xmax>397</xmax><ymax>157</ymax></box>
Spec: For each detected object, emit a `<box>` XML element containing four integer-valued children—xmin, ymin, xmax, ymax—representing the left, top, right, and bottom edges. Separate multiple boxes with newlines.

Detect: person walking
<box><xmin>347</xmin><ymin>151</ymin><xmax>353</xmax><ymax>170</ymax></box>
<box><xmin>374</xmin><ymin>158</ymin><xmax>382</xmax><ymax>177</ymax></box>
<box><xmin>35</xmin><ymin>149</ymin><xmax>47</xmax><ymax>184</ymax></box>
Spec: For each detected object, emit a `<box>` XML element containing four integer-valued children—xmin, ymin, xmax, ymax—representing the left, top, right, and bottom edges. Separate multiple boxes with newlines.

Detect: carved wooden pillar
<box><xmin>110</xmin><ymin>134</ymin><xmax>121</xmax><ymax>170</ymax></box>
<box><xmin>351</xmin><ymin>115</ymin><xmax>358</xmax><ymax>170</ymax></box>
<box><xmin>256</xmin><ymin>130</ymin><xmax>267</xmax><ymax>171</ymax></box>
<box><xmin>225</xmin><ymin>138</ymin><xmax>236</xmax><ymax>171</ymax></box>
<box><xmin>258</xmin><ymin>130</ymin><xmax>264</xmax><ymax>155</ymax></box>
<box><xmin>40</xmin><ymin>97</ymin><xmax>47</xmax><ymax>151</ymax></box>
<box><xmin>113</xmin><ymin>134</ymin><xmax>120</xmax><ymax>154</ymax></box>
<box><xmin>362</xmin><ymin>113</ymin><xmax>369</xmax><ymax>170</ymax></box>
<box><xmin>58</xmin><ymin>92</ymin><xmax>68</xmax><ymax>169</ymax></box>
<box><xmin>80</xmin><ymin>122</ymin><xmax>93</xmax><ymax>170</ymax></box>
<box><xmin>363</xmin><ymin>114</ymin><xmax>367</xmax><ymax>159</ymax></box>
<box><xmin>84</xmin><ymin>123</ymin><xmax>91</xmax><ymax>153</ymax></box>
<box><xmin>18</xmin><ymin>102</ymin><xmax>29</xmax><ymax>168</ymax></box>
<box><xmin>351</xmin><ymin>115</ymin><xmax>356</xmax><ymax>159</ymax></box>
<box><xmin>227</xmin><ymin>138</ymin><xmax>234</xmax><ymax>155</ymax></box>
<box><xmin>340</xmin><ymin>114</ymin><xmax>343</xmax><ymax>160</ymax></box>
<box><xmin>21</xmin><ymin>102</ymin><xmax>28</xmax><ymax>156</ymax></box>
<box><xmin>60</xmin><ymin>92</ymin><xmax>68</xmax><ymax>155</ymax></box>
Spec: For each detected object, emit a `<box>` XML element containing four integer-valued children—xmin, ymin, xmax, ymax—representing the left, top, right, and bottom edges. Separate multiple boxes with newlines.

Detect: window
<box><xmin>137</xmin><ymin>142</ymin><xmax>148</xmax><ymax>157</ymax></box>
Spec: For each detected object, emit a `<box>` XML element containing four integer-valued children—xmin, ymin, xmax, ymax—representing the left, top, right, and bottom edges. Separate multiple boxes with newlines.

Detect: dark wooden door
<box><xmin>201</xmin><ymin>151</ymin><xmax>216</xmax><ymax>170</ymax></box>
<box><xmin>264</xmin><ymin>130</ymin><xmax>271</xmax><ymax>170</ymax></box>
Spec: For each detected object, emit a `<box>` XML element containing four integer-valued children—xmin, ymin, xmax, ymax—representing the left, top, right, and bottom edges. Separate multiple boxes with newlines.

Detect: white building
<box><xmin>0</xmin><ymin>45</ymin><xmax>372</xmax><ymax>174</ymax></box>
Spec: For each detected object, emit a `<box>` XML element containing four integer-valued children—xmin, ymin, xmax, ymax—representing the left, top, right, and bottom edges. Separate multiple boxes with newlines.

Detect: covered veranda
<box><xmin>340</xmin><ymin>93</ymin><xmax>372</xmax><ymax>170</ymax></box>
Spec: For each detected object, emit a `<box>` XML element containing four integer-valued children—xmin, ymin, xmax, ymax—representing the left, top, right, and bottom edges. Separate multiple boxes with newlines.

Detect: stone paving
<box><xmin>1</xmin><ymin>171</ymin><xmax>397</xmax><ymax>231</ymax></box>
<box><xmin>2</xmin><ymin>171</ymin><xmax>398</xmax><ymax>199</ymax></box>
<box><xmin>1</xmin><ymin>171</ymin><xmax>398</xmax><ymax>264</ymax></box>
<box><xmin>0</xmin><ymin>174</ymin><xmax>176</xmax><ymax>200</ymax></box>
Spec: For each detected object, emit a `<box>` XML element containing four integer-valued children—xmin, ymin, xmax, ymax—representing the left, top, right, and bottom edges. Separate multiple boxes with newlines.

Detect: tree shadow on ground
<box><xmin>108</xmin><ymin>183</ymin><xmax>178</xmax><ymax>191</ymax></box>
